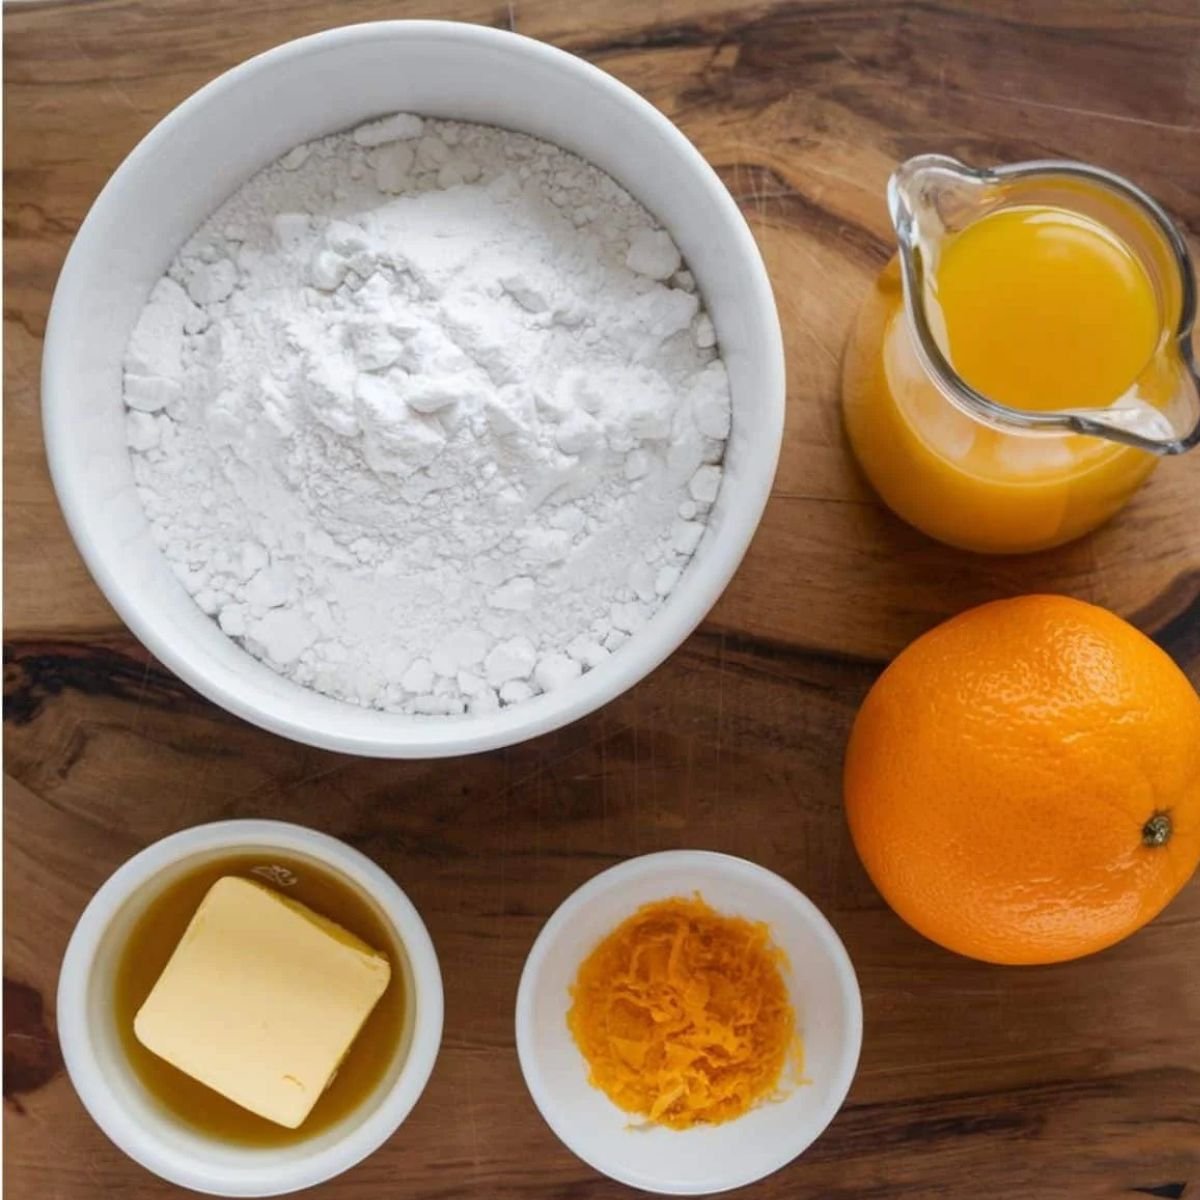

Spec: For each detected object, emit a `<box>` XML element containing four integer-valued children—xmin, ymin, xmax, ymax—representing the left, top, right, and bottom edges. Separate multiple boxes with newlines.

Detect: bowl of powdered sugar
<box><xmin>43</xmin><ymin>21</ymin><xmax>785</xmax><ymax>756</ymax></box>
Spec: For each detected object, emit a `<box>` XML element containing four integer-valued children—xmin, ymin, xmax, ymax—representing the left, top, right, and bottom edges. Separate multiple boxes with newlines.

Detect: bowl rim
<box><xmin>56</xmin><ymin>819</ymin><xmax>444</xmax><ymax>1196</ymax></box>
<box><xmin>40</xmin><ymin>19</ymin><xmax>786</xmax><ymax>758</ymax></box>
<box><xmin>513</xmin><ymin>849</ymin><xmax>863</xmax><ymax>1195</ymax></box>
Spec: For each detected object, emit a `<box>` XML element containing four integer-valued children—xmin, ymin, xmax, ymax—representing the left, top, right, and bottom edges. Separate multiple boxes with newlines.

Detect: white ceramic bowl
<box><xmin>57</xmin><ymin>820</ymin><xmax>443</xmax><ymax>1196</ymax></box>
<box><xmin>515</xmin><ymin>851</ymin><xmax>862</xmax><ymax>1195</ymax></box>
<box><xmin>41</xmin><ymin>20</ymin><xmax>785</xmax><ymax>758</ymax></box>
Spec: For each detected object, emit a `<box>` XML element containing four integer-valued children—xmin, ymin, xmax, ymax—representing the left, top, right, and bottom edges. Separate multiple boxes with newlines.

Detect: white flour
<box><xmin>125</xmin><ymin>115</ymin><xmax>730</xmax><ymax>716</ymax></box>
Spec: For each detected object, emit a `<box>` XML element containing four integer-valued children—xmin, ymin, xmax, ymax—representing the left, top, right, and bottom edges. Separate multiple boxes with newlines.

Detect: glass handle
<box><xmin>1063</xmin><ymin>350</ymin><xmax>1200</xmax><ymax>456</ymax></box>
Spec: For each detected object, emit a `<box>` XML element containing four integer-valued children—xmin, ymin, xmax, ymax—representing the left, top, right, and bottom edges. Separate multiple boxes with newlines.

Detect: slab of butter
<box><xmin>134</xmin><ymin>875</ymin><xmax>391</xmax><ymax>1129</ymax></box>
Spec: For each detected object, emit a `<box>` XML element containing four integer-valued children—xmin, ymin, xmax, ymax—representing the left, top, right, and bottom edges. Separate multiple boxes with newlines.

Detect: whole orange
<box><xmin>844</xmin><ymin>595</ymin><xmax>1200</xmax><ymax>965</ymax></box>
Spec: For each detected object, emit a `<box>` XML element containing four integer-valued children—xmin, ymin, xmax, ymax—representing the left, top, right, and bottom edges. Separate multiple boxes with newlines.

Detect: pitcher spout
<box><xmin>887</xmin><ymin>154</ymin><xmax>994</xmax><ymax>252</ymax></box>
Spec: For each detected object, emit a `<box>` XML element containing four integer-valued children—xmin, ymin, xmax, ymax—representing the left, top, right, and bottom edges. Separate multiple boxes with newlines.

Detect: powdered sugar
<box><xmin>124</xmin><ymin>115</ymin><xmax>729</xmax><ymax>716</ymax></box>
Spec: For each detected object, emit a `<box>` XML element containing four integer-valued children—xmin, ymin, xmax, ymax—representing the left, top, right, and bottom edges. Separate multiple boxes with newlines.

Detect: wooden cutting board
<box><xmin>5</xmin><ymin>2</ymin><xmax>1199</xmax><ymax>1197</ymax></box>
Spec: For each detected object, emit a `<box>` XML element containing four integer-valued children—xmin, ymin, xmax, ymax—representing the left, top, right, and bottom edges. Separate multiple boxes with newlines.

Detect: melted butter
<box><xmin>113</xmin><ymin>852</ymin><xmax>408</xmax><ymax>1146</ymax></box>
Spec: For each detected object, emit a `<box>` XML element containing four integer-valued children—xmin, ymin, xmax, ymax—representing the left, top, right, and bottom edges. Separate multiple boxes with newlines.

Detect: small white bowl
<box><xmin>41</xmin><ymin>21</ymin><xmax>785</xmax><ymax>758</ymax></box>
<box><xmin>515</xmin><ymin>851</ymin><xmax>862</xmax><ymax>1195</ymax></box>
<box><xmin>57</xmin><ymin>820</ymin><xmax>443</xmax><ymax>1196</ymax></box>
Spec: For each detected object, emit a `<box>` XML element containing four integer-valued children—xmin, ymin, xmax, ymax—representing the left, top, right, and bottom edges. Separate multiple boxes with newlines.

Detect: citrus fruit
<box><xmin>844</xmin><ymin>594</ymin><xmax>1200</xmax><ymax>965</ymax></box>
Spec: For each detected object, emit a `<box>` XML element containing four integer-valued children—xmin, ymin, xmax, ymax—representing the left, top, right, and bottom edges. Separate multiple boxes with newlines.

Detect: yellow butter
<box><xmin>133</xmin><ymin>875</ymin><xmax>390</xmax><ymax>1129</ymax></box>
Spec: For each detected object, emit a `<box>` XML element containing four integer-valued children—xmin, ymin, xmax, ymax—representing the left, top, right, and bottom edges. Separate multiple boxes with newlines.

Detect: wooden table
<box><xmin>5</xmin><ymin>2</ymin><xmax>1199</xmax><ymax>1197</ymax></box>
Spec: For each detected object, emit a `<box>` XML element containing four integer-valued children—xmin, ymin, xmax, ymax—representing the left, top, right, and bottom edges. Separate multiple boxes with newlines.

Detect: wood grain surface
<box><xmin>5</xmin><ymin>2</ymin><xmax>1200</xmax><ymax>1198</ymax></box>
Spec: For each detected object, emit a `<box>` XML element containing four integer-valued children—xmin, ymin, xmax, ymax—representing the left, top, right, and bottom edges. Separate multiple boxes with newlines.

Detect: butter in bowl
<box><xmin>57</xmin><ymin>820</ymin><xmax>443</xmax><ymax>1195</ymax></box>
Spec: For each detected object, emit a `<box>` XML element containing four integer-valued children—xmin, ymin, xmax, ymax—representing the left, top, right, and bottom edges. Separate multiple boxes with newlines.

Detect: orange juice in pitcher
<box><xmin>842</xmin><ymin>156</ymin><xmax>1200</xmax><ymax>554</ymax></box>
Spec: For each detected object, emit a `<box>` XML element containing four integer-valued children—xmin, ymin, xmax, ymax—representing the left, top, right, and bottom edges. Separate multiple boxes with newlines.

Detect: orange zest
<box><xmin>566</xmin><ymin>895</ymin><xmax>797</xmax><ymax>1129</ymax></box>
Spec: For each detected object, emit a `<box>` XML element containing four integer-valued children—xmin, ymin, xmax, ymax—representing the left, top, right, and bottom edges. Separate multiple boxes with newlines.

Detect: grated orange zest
<box><xmin>566</xmin><ymin>894</ymin><xmax>797</xmax><ymax>1129</ymax></box>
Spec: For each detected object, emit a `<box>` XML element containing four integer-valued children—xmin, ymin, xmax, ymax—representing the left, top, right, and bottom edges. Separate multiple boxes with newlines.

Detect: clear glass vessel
<box><xmin>842</xmin><ymin>155</ymin><xmax>1200</xmax><ymax>554</ymax></box>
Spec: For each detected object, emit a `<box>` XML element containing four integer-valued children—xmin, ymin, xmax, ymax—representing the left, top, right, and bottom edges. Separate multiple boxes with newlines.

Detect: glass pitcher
<box><xmin>841</xmin><ymin>154</ymin><xmax>1200</xmax><ymax>554</ymax></box>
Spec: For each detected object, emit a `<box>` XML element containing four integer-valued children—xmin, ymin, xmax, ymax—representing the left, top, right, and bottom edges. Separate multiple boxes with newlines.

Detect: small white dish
<box><xmin>41</xmin><ymin>20</ymin><xmax>785</xmax><ymax>757</ymax></box>
<box><xmin>57</xmin><ymin>820</ymin><xmax>443</xmax><ymax>1197</ymax></box>
<box><xmin>515</xmin><ymin>851</ymin><xmax>862</xmax><ymax>1195</ymax></box>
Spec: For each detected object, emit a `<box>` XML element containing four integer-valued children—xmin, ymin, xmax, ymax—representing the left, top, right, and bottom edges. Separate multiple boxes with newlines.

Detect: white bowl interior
<box><xmin>43</xmin><ymin>21</ymin><xmax>784</xmax><ymax>756</ymax></box>
<box><xmin>57</xmin><ymin>821</ymin><xmax>443</xmax><ymax>1196</ymax></box>
<box><xmin>515</xmin><ymin>852</ymin><xmax>863</xmax><ymax>1195</ymax></box>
